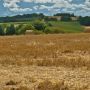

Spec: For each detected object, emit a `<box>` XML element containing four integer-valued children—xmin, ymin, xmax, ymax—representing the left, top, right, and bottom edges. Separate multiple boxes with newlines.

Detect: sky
<box><xmin>0</xmin><ymin>0</ymin><xmax>90</xmax><ymax>16</ymax></box>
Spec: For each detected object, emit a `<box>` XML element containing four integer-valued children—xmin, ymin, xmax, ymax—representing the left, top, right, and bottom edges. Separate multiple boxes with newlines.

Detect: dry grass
<box><xmin>36</xmin><ymin>80</ymin><xmax>69</xmax><ymax>90</ymax></box>
<box><xmin>0</xmin><ymin>34</ymin><xmax>90</xmax><ymax>68</ymax></box>
<box><xmin>0</xmin><ymin>33</ymin><xmax>90</xmax><ymax>90</ymax></box>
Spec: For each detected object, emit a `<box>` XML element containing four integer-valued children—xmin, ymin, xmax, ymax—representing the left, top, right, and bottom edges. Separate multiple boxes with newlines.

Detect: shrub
<box><xmin>19</xmin><ymin>26</ymin><xmax>27</xmax><ymax>34</ymax></box>
<box><xmin>0</xmin><ymin>25</ymin><xmax>4</xmax><ymax>35</ymax></box>
<box><xmin>24</xmin><ymin>24</ymin><xmax>34</xmax><ymax>30</ymax></box>
<box><xmin>6</xmin><ymin>24</ymin><xmax>15</xmax><ymax>35</ymax></box>
<box><xmin>15</xmin><ymin>24</ymin><xmax>26</xmax><ymax>35</ymax></box>
<box><xmin>44</xmin><ymin>28</ymin><xmax>52</xmax><ymax>34</ymax></box>
<box><xmin>15</xmin><ymin>24</ymin><xmax>23</xmax><ymax>35</ymax></box>
<box><xmin>33</xmin><ymin>20</ymin><xmax>47</xmax><ymax>31</ymax></box>
<box><xmin>2</xmin><ymin>23</ymin><xmax>8</xmax><ymax>28</ymax></box>
<box><xmin>47</xmin><ymin>22</ymin><xmax>53</xmax><ymax>27</ymax></box>
<box><xmin>79</xmin><ymin>16</ymin><xmax>90</xmax><ymax>26</ymax></box>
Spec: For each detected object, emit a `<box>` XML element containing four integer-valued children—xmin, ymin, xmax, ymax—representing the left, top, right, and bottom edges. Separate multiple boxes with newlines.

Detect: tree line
<box><xmin>0</xmin><ymin>13</ymin><xmax>45</xmax><ymax>23</ymax></box>
<box><xmin>0</xmin><ymin>24</ymin><xmax>27</xmax><ymax>35</ymax></box>
<box><xmin>0</xmin><ymin>13</ymin><xmax>90</xmax><ymax>26</ymax></box>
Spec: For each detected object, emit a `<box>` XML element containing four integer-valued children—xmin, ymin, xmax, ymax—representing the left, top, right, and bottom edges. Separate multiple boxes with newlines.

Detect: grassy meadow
<box><xmin>48</xmin><ymin>21</ymin><xmax>84</xmax><ymax>33</ymax></box>
<box><xmin>0</xmin><ymin>33</ymin><xmax>89</xmax><ymax>90</ymax></box>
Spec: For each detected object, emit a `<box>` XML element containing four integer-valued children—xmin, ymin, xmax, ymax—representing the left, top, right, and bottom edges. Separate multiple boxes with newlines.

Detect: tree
<box><xmin>33</xmin><ymin>20</ymin><xmax>47</xmax><ymax>31</ymax></box>
<box><xmin>15</xmin><ymin>24</ymin><xmax>22</xmax><ymax>35</ymax></box>
<box><xmin>6</xmin><ymin>24</ymin><xmax>15</xmax><ymax>35</ymax></box>
<box><xmin>19</xmin><ymin>26</ymin><xmax>27</xmax><ymax>35</ymax></box>
<box><xmin>38</xmin><ymin>13</ymin><xmax>45</xmax><ymax>19</ymax></box>
<box><xmin>0</xmin><ymin>25</ymin><xmax>4</xmax><ymax>35</ymax></box>
<box><xmin>15</xmin><ymin>24</ymin><xmax>27</xmax><ymax>35</ymax></box>
<box><xmin>54</xmin><ymin>13</ymin><xmax>75</xmax><ymax>17</ymax></box>
<box><xmin>79</xmin><ymin>16</ymin><xmax>90</xmax><ymax>26</ymax></box>
<box><xmin>23</xmin><ymin>24</ymin><xmax>34</xmax><ymax>30</ymax></box>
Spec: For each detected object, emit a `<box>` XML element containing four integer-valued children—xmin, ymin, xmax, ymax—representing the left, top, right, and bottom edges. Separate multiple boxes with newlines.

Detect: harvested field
<box><xmin>0</xmin><ymin>33</ymin><xmax>90</xmax><ymax>90</ymax></box>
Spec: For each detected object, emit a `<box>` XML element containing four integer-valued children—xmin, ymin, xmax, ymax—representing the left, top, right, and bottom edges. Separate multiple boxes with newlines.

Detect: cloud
<box><xmin>3</xmin><ymin>0</ymin><xmax>32</xmax><ymax>12</ymax></box>
<box><xmin>2</xmin><ymin>0</ymin><xmax>90</xmax><ymax>16</ymax></box>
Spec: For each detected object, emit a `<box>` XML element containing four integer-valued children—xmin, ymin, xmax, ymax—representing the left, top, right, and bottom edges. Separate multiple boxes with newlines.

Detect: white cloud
<box><xmin>3</xmin><ymin>0</ymin><xmax>90</xmax><ymax>16</ymax></box>
<box><xmin>3</xmin><ymin>0</ymin><xmax>33</xmax><ymax>12</ymax></box>
<box><xmin>10</xmin><ymin>7</ymin><xmax>32</xmax><ymax>12</ymax></box>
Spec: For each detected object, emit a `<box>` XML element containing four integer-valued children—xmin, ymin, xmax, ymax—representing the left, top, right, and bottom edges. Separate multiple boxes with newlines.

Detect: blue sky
<box><xmin>0</xmin><ymin>0</ymin><xmax>90</xmax><ymax>16</ymax></box>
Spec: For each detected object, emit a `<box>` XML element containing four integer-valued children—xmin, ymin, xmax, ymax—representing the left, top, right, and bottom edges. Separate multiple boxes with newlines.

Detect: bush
<box><xmin>79</xmin><ymin>16</ymin><xmax>90</xmax><ymax>26</ymax></box>
<box><xmin>33</xmin><ymin>20</ymin><xmax>47</xmax><ymax>31</ymax></box>
<box><xmin>15</xmin><ymin>24</ymin><xmax>22</xmax><ymax>35</ymax></box>
<box><xmin>6</xmin><ymin>24</ymin><xmax>15</xmax><ymax>35</ymax></box>
<box><xmin>47</xmin><ymin>22</ymin><xmax>53</xmax><ymax>27</ymax></box>
<box><xmin>0</xmin><ymin>25</ymin><xmax>4</xmax><ymax>35</ymax></box>
<box><xmin>2</xmin><ymin>23</ymin><xmax>8</xmax><ymax>28</ymax></box>
<box><xmin>24</xmin><ymin>24</ymin><xmax>34</xmax><ymax>30</ymax></box>
<box><xmin>19</xmin><ymin>26</ymin><xmax>27</xmax><ymax>34</ymax></box>
<box><xmin>44</xmin><ymin>28</ymin><xmax>53</xmax><ymax>34</ymax></box>
<box><xmin>1</xmin><ymin>24</ymin><xmax>34</xmax><ymax>36</ymax></box>
<box><xmin>15</xmin><ymin>24</ymin><xmax>26</xmax><ymax>35</ymax></box>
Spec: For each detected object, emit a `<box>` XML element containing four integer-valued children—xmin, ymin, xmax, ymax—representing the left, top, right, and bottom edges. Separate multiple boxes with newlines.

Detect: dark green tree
<box><xmin>0</xmin><ymin>25</ymin><xmax>4</xmax><ymax>35</ymax></box>
<box><xmin>33</xmin><ymin>20</ymin><xmax>47</xmax><ymax>31</ymax></box>
<box><xmin>6</xmin><ymin>24</ymin><xmax>15</xmax><ymax>35</ymax></box>
<box><xmin>79</xmin><ymin>16</ymin><xmax>90</xmax><ymax>26</ymax></box>
<box><xmin>15</xmin><ymin>24</ymin><xmax>26</xmax><ymax>35</ymax></box>
<box><xmin>54</xmin><ymin>13</ymin><xmax>75</xmax><ymax>17</ymax></box>
<box><xmin>19</xmin><ymin>26</ymin><xmax>27</xmax><ymax>35</ymax></box>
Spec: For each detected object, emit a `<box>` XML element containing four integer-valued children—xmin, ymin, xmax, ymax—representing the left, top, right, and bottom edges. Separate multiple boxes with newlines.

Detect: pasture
<box><xmin>48</xmin><ymin>21</ymin><xmax>84</xmax><ymax>33</ymax></box>
<box><xmin>0</xmin><ymin>33</ymin><xmax>89</xmax><ymax>90</ymax></box>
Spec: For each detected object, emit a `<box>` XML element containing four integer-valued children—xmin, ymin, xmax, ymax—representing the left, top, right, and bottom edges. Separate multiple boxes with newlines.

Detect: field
<box><xmin>0</xmin><ymin>34</ymin><xmax>90</xmax><ymax>90</ymax></box>
<box><xmin>48</xmin><ymin>21</ymin><xmax>84</xmax><ymax>33</ymax></box>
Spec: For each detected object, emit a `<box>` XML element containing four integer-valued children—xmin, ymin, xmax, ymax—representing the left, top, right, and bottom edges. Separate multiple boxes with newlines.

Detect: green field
<box><xmin>48</xmin><ymin>21</ymin><xmax>84</xmax><ymax>33</ymax></box>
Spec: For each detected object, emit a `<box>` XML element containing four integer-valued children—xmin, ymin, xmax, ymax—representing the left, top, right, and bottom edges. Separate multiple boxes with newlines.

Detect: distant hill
<box><xmin>0</xmin><ymin>13</ymin><xmax>76</xmax><ymax>22</ymax></box>
<box><xmin>0</xmin><ymin>13</ymin><xmax>45</xmax><ymax>23</ymax></box>
<box><xmin>0</xmin><ymin>13</ymin><xmax>90</xmax><ymax>26</ymax></box>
